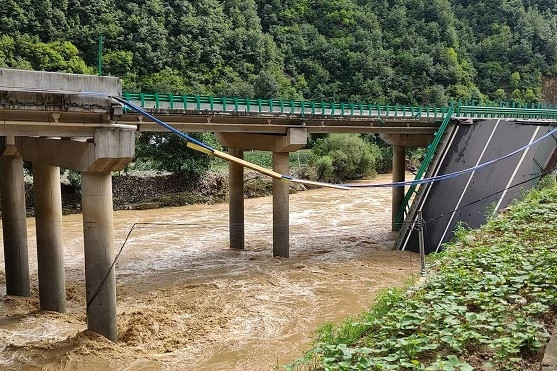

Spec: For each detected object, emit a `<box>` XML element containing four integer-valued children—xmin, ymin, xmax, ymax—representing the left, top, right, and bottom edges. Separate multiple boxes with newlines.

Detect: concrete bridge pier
<box><xmin>82</xmin><ymin>171</ymin><xmax>117</xmax><ymax>341</ymax></box>
<box><xmin>1</xmin><ymin>140</ymin><xmax>30</xmax><ymax>296</ymax></box>
<box><xmin>272</xmin><ymin>152</ymin><xmax>290</xmax><ymax>258</ymax></box>
<box><xmin>392</xmin><ymin>145</ymin><xmax>406</xmax><ymax>231</ymax></box>
<box><xmin>16</xmin><ymin>127</ymin><xmax>134</xmax><ymax>341</ymax></box>
<box><xmin>380</xmin><ymin>134</ymin><xmax>434</xmax><ymax>231</ymax></box>
<box><xmin>217</xmin><ymin>129</ymin><xmax>307</xmax><ymax>257</ymax></box>
<box><xmin>229</xmin><ymin>148</ymin><xmax>244</xmax><ymax>250</ymax></box>
<box><xmin>33</xmin><ymin>162</ymin><xmax>66</xmax><ymax>312</ymax></box>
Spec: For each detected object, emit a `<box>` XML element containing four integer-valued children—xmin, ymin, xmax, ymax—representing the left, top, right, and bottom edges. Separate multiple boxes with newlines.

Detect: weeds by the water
<box><xmin>289</xmin><ymin>177</ymin><xmax>557</xmax><ymax>370</ymax></box>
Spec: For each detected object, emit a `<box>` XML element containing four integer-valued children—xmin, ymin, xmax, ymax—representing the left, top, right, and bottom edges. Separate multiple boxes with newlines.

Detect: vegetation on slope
<box><xmin>1</xmin><ymin>0</ymin><xmax>556</xmax><ymax>105</ymax></box>
<box><xmin>290</xmin><ymin>177</ymin><xmax>557</xmax><ymax>370</ymax></box>
<box><xmin>3</xmin><ymin>1</ymin><xmax>556</xmax><ymax>179</ymax></box>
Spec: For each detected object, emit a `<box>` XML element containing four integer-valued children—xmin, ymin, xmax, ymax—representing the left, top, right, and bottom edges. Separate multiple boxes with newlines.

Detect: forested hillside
<box><xmin>1</xmin><ymin>0</ymin><xmax>557</xmax><ymax>105</ymax></box>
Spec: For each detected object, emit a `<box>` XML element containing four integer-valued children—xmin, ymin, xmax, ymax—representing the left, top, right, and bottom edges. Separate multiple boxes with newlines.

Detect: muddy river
<box><xmin>0</xmin><ymin>174</ymin><xmax>419</xmax><ymax>370</ymax></box>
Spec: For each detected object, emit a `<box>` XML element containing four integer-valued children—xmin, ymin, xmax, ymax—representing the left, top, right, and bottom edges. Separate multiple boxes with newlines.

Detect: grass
<box><xmin>289</xmin><ymin>177</ymin><xmax>557</xmax><ymax>370</ymax></box>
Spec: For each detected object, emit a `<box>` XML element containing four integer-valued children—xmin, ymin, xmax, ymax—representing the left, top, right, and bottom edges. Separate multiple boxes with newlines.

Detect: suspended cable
<box><xmin>111</xmin><ymin>95</ymin><xmax>557</xmax><ymax>191</ymax></box>
<box><xmin>86</xmin><ymin>222</ymin><xmax>222</xmax><ymax>309</ymax></box>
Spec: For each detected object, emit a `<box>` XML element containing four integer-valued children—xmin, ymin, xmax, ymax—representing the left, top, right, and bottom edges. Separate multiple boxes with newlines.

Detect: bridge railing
<box><xmin>456</xmin><ymin>105</ymin><xmax>557</xmax><ymax>120</ymax></box>
<box><xmin>123</xmin><ymin>92</ymin><xmax>557</xmax><ymax>121</ymax></box>
<box><xmin>395</xmin><ymin>107</ymin><xmax>455</xmax><ymax>227</ymax></box>
<box><xmin>122</xmin><ymin>92</ymin><xmax>447</xmax><ymax>119</ymax></box>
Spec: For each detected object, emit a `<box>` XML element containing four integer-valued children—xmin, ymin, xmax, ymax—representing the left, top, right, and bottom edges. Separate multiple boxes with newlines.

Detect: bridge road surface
<box><xmin>399</xmin><ymin>119</ymin><xmax>556</xmax><ymax>254</ymax></box>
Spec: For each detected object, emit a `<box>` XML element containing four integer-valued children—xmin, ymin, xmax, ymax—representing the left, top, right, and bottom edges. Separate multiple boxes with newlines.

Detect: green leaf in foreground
<box><xmin>289</xmin><ymin>178</ymin><xmax>557</xmax><ymax>370</ymax></box>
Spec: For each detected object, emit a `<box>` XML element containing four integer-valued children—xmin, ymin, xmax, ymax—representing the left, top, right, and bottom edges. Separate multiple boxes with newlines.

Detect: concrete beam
<box><xmin>0</xmin><ymin>123</ymin><xmax>113</xmax><ymax>138</ymax></box>
<box><xmin>0</xmin><ymin>69</ymin><xmax>121</xmax><ymax>119</ymax></box>
<box><xmin>273</xmin><ymin>152</ymin><xmax>290</xmax><ymax>258</ymax></box>
<box><xmin>0</xmin><ymin>68</ymin><xmax>121</xmax><ymax>96</ymax></box>
<box><xmin>82</xmin><ymin>171</ymin><xmax>117</xmax><ymax>341</ymax></box>
<box><xmin>216</xmin><ymin>128</ymin><xmax>307</xmax><ymax>152</ymax></box>
<box><xmin>33</xmin><ymin>163</ymin><xmax>66</xmax><ymax>312</ymax></box>
<box><xmin>380</xmin><ymin>133</ymin><xmax>433</xmax><ymax>148</ymax></box>
<box><xmin>1</xmin><ymin>148</ymin><xmax>30</xmax><ymax>296</ymax></box>
<box><xmin>16</xmin><ymin>128</ymin><xmax>135</xmax><ymax>172</ymax></box>
<box><xmin>135</xmin><ymin>121</ymin><xmax>438</xmax><ymax>135</ymax></box>
<box><xmin>229</xmin><ymin>148</ymin><xmax>244</xmax><ymax>250</ymax></box>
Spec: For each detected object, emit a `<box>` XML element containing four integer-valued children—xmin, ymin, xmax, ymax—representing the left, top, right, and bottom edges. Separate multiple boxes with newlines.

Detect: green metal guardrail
<box><xmin>123</xmin><ymin>92</ymin><xmax>446</xmax><ymax>119</ymax></box>
<box><xmin>457</xmin><ymin>105</ymin><xmax>557</xmax><ymax>120</ymax></box>
<box><xmin>123</xmin><ymin>93</ymin><xmax>557</xmax><ymax>120</ymax></box>
<box><xmin>394</xmin><ymin>107</ymin><xmax>455</xmax><ymax>228</ymax></box>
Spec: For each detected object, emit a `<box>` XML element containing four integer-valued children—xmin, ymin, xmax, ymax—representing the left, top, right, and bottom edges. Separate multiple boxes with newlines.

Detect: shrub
<box><xmin>310</xmin><ymin>134</ymin><xmax>380</xmax><ymax>182</ymax></box>
<box><xmin>135</xmin><ymin>132</ymin><xmax>219</xmax><ymax>181</ymax></box>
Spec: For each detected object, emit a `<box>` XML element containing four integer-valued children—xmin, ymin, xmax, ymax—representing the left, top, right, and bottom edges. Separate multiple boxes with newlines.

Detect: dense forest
<box><xmin>1</xmin><ymin>0</ymin><xmax>557</xmax><ymax>106</ymax></box>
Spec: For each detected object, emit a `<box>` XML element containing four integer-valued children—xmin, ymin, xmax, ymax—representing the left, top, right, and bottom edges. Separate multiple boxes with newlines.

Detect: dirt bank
<box><xmin>19</xmin><ymin>170</ymin><xmax>307</xmax><ymax>216</ymax></box>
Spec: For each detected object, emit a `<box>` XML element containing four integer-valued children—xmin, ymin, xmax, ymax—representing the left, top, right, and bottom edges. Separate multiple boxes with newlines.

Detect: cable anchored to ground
<box><xmin>86</xmin><ymin>222</ymin><xmax>222</xmax><ymax>309</ymax></box>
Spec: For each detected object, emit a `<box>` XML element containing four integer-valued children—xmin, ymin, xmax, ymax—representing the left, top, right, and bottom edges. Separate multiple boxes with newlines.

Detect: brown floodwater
<box><xmin>0</xmin><ymin>174</ymin><xmax>419</xmax><ymax>370</ymax></box>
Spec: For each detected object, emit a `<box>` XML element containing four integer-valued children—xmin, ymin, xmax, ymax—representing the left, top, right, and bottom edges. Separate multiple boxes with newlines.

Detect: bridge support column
<box><xmin>273</xmin><ymin>152</ymin><xmax>289</xmax><ymax>258</ymax></box>
<box><xmin>33</xmin><ymin>162</ymin><xmax>66</xmax><ymax>312</ymax></box>
<box><xmin>229</xmin><ymin>148</ymin><xmax>244</xmax><ymax>250</ymax></box>
<box><xmin>380</xmin><ymin>134</ymin><xmax>433</xmax><ymax>232</ymax></box>
<box><xmin>82</xmin><ymin>171</ymin><xmax>117</xmax><ymax>342</ymax></box>
<box><xmin>1</xmin><ymin>146</ymin><xmax>30</xmax><ymax>297</ymax></box>
<box><xmin>392</xmin><ymin>145</ymin><xmax>406</xmax><ymax>231</ymax></box>
<box><xmin>216</xmin><ymin>129</ymin><xmax>306</xmax><ymax>258</ymax></box>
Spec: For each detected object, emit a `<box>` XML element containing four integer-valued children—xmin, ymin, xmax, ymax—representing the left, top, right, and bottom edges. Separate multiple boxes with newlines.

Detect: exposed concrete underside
<box><xmin>398</xmin><ymin>118</ymin><xmax>557</xmax><ymax>254</ymax></box>
<box><xmin>127</xmin><ymin>112</ymin><xmax>438</xmax><ymax>135</ymax></box>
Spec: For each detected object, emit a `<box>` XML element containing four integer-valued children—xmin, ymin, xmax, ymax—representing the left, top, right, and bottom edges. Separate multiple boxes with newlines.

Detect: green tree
<box><xmin>311</xmin><ymin>134</ymin><xmax>380</xmax><ymax>182</ymax></box>
<box><xmin>253</xmin><ymin>70</ymin><xmax>279</xmax><ymax>99</ymax></box>
<box><xmin>135</xmin><ymin>132</ymin><xmax>217</xmax><ymax>179</ymax></box>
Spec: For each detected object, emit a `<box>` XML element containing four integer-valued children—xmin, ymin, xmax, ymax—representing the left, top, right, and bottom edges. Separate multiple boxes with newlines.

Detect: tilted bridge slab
<box><xmin>398</xmin><ymin>117</ymin><xmax>557</xmax><ymax>254</ymax></box>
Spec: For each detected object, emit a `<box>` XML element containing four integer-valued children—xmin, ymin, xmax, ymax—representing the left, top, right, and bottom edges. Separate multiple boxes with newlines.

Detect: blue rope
<box><xmin>111</xmin><ymin>96</ymin><xmax>214</xmax><ymax>152</ymax></box>
<box><xmin>111</xmin><ymin>93</ymin><xmax>556</xmax><ymax>190</ymax></box>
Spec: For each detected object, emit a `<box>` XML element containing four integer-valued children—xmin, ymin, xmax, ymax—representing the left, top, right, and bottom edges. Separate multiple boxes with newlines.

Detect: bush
<box><xmin>375</xmin><ymin>146</ymin><xmax>393</xmax><ymax>174</ymax></box>
<box><xmin>310</xmin><ymin>134</ymin><xmax>380</xmax><ymax>182</ymax></box>
<box><xmin>313</xmin><ymin>155</ymin><xmax>334</xmax><ymax>181</ymax></box>
<box><xmin>135</xmin><ymin>132</ymin><xmax>219</xmax><ymax>181</ymax></box>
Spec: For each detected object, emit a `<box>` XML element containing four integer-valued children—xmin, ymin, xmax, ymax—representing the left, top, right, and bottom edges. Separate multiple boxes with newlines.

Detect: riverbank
<box><xmin>19</xmin><ymin>169</ymin><xmax>309</xmax><ymax>216</ymax></box>
<box><xmin>293</xmin><ymin>178</ymin><xmax>557</xmax><ymax>370</ymax></box>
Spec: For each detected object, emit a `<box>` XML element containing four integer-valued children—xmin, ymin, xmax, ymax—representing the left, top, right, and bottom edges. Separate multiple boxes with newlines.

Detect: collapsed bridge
<box><xmin>1</xmin><ymin>67</ymin><xmax>557</xmax><ymax>343</ymax></box>
<box><xmin>397</xmin><ymin>110</ymin><xmax>557</xmax><ymax>254</ymax></box>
